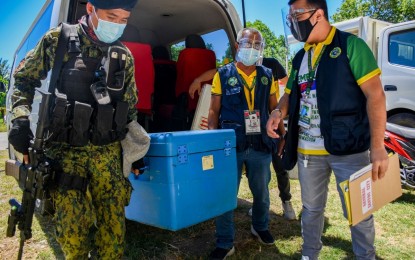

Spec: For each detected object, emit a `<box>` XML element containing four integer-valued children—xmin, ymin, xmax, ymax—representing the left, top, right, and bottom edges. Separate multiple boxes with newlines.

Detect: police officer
<box><xmin>208</xmin><ymin>28</ymin><xmax>284</xmax><ymax>259</ymax></box>
<box><xmin>8</xmin><ymin>0</ymin><xmax>146</xmax><ymax>258</ymax></box>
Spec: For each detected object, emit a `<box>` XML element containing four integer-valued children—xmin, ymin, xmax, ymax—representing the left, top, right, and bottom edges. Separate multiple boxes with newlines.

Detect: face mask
<box><xmin>237</xmin><ymin>48</ymin><xmax>261</xmax><ymax>66</ymax></box>
<box><xmin>290</xmin><ymin>12</ymin><xmax>317</xmax><ymax>42</ymax></box>
<box><xmin>92</xmin><ymin>9</ymin><xmax>126</xmax><ymax>43</ymax></box>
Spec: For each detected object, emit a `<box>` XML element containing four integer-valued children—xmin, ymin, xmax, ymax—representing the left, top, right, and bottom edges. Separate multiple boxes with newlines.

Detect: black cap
<box><xmin>89</xmin><ymin>0</ymin><xmax>138</xmax><ymax>11</ymax></box>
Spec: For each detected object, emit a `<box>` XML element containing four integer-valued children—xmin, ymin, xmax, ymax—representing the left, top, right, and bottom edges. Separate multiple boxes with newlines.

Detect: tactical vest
<box><xmin>283</xmin><ymin>29</ymin><xmax>370</xmax><ymax>169</ymax></box>
<box><xmin>218</xmin><ymin>63</ymin><xmax>275</xmax><ymax>153</ymax></box>
<box><xmin>49</xmin><ymin>23</ymin><xmax>130</xmax><ymax>147</ymax></box>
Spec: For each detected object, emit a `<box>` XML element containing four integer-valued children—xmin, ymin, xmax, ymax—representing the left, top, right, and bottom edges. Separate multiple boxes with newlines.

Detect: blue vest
<box><xmin>283</xmin><ymin>29</ymin><xmax>370</xmax><ymax>170</ymax></box>
<box><xmin>218</xmin><ymin>63</ymin><xmax>275</xmax><ymax>152</ymax></box>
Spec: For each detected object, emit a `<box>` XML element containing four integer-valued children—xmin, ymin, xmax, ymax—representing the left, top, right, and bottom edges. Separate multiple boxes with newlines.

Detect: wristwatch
<box><xmin>273</xmin><ymin>108</ymin><xmax>282</xmax><ymax>117</ymax></box>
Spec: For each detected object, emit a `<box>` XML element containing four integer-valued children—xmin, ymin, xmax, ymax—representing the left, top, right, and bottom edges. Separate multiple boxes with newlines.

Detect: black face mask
<box><xmin>290</xmin><ymin>11</ymin><xmax>318</xmax><ymax>42</ymax></box>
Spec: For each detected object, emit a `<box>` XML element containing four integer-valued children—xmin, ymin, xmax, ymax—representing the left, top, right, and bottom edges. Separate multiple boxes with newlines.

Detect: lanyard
<box><xmin>240</xmin><ymin>76</ymin><xmax>256</xmax><ymax>111</ymax></box>
<box><xmin>306</xmin><ymin>45</ymin><xmax>326</xmax><ymax>97</ymax></box>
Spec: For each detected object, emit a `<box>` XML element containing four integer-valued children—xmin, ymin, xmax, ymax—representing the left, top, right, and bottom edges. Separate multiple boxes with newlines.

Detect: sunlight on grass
<box><xmin>0</xmin><ymin>118</ymin><xmax>7</xmax><ymax>132</ymax></box>
<box><xmin>1</xmin><ymin>151</ymin><xmax>414</xmax><ymax>259</ymax></box>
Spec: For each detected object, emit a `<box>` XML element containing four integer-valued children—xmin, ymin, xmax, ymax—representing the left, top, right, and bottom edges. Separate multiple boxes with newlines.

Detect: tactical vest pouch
<box><xmin>50</xmin><ymin>90</ymin><xmax>70</xmax><ymax>142</ymax></box>
<box><xmin>114</xmin><ymin>101</ymin><xmax>129</xmax><ymax>140</ymax></box>
<box><xmin>90</xmin><ymin>80</ymin><xmax>111</xmax><ymax>105</ymax></box>
<box><xmin>91</xmin><ymin>104</ymin><xmax>114</xmax><ymax>146</ymax></box>
<box><xmin>69</xmin><ymin>101</ymin><xmax>93</xmax><ymax>146</ymax></box>
<box><xmin>55</xmin><ymin>171</ymin><xmax>89</xmax><ymax>193</ymax></box>
<box><xmin>60</xmin><ymin>56</ymin><xmax>99</xmax><ymax>104</ymax></box>
<box><xmin>104</xmin><ymin>46</ymin><xmax>127</xmax><ymax>91</ymax></box>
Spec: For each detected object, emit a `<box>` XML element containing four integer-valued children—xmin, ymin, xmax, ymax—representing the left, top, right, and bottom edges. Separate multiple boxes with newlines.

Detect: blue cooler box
<box><xmin>125</xmin><ymin>129</ymin><xmax>237</xmax><ymax>231</ymax></box>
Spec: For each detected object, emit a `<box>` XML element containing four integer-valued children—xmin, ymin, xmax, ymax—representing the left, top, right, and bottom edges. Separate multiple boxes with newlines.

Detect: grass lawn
<box><xmin>0</xmin><ymin>118</ymin><xmax>7</xmax><ymax>133</ymax></box>
<box><xmin>1</xmin><ymin>149</ymin><xmax>414</xmax><ymax>259</ymax></box>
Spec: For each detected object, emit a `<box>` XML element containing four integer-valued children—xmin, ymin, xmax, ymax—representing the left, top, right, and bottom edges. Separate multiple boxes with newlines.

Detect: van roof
<box><xmin>74</xmin><ymin>0</ymin><xmax>242</xmax><ymax>47</ymax></box>
<box><xmin>15</xmin><ymin>0</ymin><xmax>242</xmax><ymax>63</ymax></box>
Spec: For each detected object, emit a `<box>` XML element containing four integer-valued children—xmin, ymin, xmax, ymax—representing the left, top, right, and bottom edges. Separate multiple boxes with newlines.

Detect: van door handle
<box><xmin>384</xmin><ymin>85</ymin><xmax>397</xmax><ymax>91</ymax></box>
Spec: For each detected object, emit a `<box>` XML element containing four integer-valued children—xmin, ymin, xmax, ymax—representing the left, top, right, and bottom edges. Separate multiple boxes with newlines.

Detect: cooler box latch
<box><xmin>224</xmin><ymin>140</ymin><xmax>232</xmax><ymax>156</ymax></box>
<box><xmin>177</xmin><ymin>145</ymin><xmax>188</xmax><ymax>164</ymax></box>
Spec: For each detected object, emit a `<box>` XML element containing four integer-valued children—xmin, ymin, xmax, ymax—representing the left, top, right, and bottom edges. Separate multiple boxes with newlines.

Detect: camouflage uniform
<box><xmin>12</xmin><ymin>20</ymin><xmax>137</xmax><ymax>259</ymax></box>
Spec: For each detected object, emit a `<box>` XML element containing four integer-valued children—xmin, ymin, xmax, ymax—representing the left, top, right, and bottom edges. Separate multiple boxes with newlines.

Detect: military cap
<box><xmin>88</xmin><ymin>0</ymin><xmax>138</xmax><ymax>11</ymax></box>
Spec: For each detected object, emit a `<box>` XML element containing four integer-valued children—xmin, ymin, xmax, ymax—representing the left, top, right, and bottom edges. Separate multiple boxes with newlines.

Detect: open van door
<box><xmin>6</xmin><ymin>0</ymin><xmax>242</xmax><ymax>161</ymax></box>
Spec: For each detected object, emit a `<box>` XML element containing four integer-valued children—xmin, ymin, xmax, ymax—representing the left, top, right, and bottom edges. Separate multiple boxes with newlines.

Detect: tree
<box><xmin>0</xmin><ymin>58</ymin><xmax>10</xmax><ymax>90</ymax></box>
<box><xmin>0</xmin><ymin>58</ymin><xmax>7</xmax><ymax>117</ymax></box>
<box><xmin>396</xmin><ymin>0</ymin><xmax>415</xmax><ymax>22</ymax></box>
<box><xmin>170</xmin><ymin>42</ymin><xmax>214</xmax><ymax>62</ymax></box>
<box><xmin>246</xmin><ymin>20</ymin><xmax>287</xmax><ymax>67</ymax></box>
<box><xmin>332</xmin><ymin>0</ymin><xmax>415</xmax><ymax>23</ymax></box>
<box><xmin>170</xmin><ymin>44</ymin><xmax>185</xmax><ymax>61</ymax></box>
<box><xmin>222</xmin><ymin>42</ymin><xmax>233</xmax><ymax>63</ymax></box>
<box><xmin>0</xmin><ymin>92</ymin><xmax>6</xmax><ymax>106</ymax></box>
<box><xmin>205</xmin><ymin>43</ymin><xmax>214</xmax><ymax>51</ymax></box>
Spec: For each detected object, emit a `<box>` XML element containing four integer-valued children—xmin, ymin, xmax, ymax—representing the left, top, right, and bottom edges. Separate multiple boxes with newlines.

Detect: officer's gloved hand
<box><xmin>8</xmin><ymin>117</ymin><xmax>34</xmax><ymax>154</ymax></box>
<box><xmin>131</xmin><ymin>158</ymin><xmax>145</xmax><ymax>176</ymax></box>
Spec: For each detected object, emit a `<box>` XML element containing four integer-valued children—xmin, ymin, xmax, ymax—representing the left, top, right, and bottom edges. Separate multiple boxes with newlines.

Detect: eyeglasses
<box><xmin>286</xmin><ymin>8</ymin><xmax>316</xmax><ymax>21</ymax></box>
<box><xmin>238</xmin><ymin>41</ymin><xmax>264</xmax><ymax>50</ymax></box>
<box><xmin>286</xmin><ymin>8</ymin><xmax>316</xmax><ymax>27</ymax></box>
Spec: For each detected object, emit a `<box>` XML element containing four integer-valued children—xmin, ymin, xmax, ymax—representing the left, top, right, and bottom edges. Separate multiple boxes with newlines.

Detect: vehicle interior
<box><xmin>70</xmin><ymin>0</ymin><xmax>242</xmax><ymax>132</ymax></box>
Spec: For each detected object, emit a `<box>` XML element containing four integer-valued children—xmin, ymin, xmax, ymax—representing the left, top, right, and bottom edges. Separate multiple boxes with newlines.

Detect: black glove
<box><xmin>131</xmin><ymin>158</ymin><xmax>146</xmax><ymax>174</ymax></box>
<box><xmin>8</xmin><ymin>118</ymin><xmax>34</xmax><ymax>154</ymax></box>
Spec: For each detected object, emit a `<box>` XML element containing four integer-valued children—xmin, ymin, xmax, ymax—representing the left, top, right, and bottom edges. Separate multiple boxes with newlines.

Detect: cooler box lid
<box><xmin>146</xmin><ymin>129</ymin><xmax>235</xmax><ymax>157</ymax></box>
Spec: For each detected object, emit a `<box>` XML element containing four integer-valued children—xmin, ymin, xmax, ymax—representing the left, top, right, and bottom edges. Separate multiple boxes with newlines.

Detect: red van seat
<box><xmin>175</xmin><ymin>48</ymin><xmax>216</xmax><ymax>111</ymax></box>
<box><xmin>122</xmin><ymin>41</ymin><xmax>155</xmax><ymax>115</ymax></box>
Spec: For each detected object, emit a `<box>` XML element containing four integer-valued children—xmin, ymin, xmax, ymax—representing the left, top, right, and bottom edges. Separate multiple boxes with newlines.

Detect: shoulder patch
<box><xmin>330</xmin><ymin>47</ymin><xmax>342</xmax><ymax>59</ymax></box>
<box><xmin>261</xmin><ymin>76</ymin><xmax>269</xmax><ymax>85</ymax></box>
<box><xmin>228</xmin><ymin>77</ymin><xmax>238</xmax><ymax>86</ymax></box>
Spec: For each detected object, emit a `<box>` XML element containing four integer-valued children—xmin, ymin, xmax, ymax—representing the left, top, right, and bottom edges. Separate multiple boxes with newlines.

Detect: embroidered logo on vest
<box><xmin>261</xmin><ymin>76</ymin><xmax>268</xmax><ymax>85</ymax></box>
<box><xmin>329</xmin><ymin>47</ymin><xmax>342</xmax><ymax>58</ymax></box>
<box><xmin>228</xmin><ymin>77</ymin><xmax>238</xmax><ymax>86</ymax></box>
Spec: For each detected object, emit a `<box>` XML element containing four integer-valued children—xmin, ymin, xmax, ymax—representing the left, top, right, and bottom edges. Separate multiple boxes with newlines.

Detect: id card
<box><xmin>244</xmin><ymin>110</ymin><xmax>261</xmax><ymax>135</ymax></box>
<box><xmin>298</xmin><ymin>101</ymin><xmax>312</xmax><ymax>129</ymax></box>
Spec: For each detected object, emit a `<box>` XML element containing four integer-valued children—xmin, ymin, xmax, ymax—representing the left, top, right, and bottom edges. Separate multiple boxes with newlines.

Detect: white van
<box><xmin>378</xmin><ymin>20</ymin><xmax>415</xmax><ymax>126</ymax></box>
<box><xmin>6</xmin><ymin>0</ymin><xmax>243</xmax><ymax>160</ymax></box>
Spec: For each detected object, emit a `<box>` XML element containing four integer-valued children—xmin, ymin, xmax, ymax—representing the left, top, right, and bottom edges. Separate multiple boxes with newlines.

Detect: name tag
<box><xmin>244</xmin><ymin>110</ymin><xmax>261</xmax><ymax>135</ymax></box>
<box><xmin>299</xmin><ymin>101</ymin><xmax>312</xmax><ymax>129</ymax></box>
<box><xmin>225</xmin><ymin>87</ymin><xmax>241</xmax><ymax>95</ymax></box>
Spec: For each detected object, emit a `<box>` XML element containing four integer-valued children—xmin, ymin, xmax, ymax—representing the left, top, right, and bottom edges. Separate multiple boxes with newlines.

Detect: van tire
<box><xmin>387</xmin><ymin>113</ymin><xmax>415</xmax><ymax>128</ymax></box>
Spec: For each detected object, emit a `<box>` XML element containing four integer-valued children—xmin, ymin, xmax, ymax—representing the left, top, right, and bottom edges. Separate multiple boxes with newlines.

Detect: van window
<box><xmin>13</xmin><ymin>1</ymin><xmax>54</xmax><ymax>70</ymax></box>
<box><xmin>389</xmin><ymin>29</ymin><xmax>415</xmax><ymax>68</ymax></box>
<box><xmin>170</xmin><ymin>29</ymin><xmax>233</xmax><ymax>66</ymax></box>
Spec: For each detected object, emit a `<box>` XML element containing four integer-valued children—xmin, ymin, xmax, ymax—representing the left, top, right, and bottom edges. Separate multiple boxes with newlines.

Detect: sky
<box><xmin>0</xmin><ymin>0</ymin><xmax>343</xmax><ymax>70</ymax></box>
<box><xmin>0</xmin><ymin>0</ymin><xmax>46</xmax><ymax>66</ymax></box>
